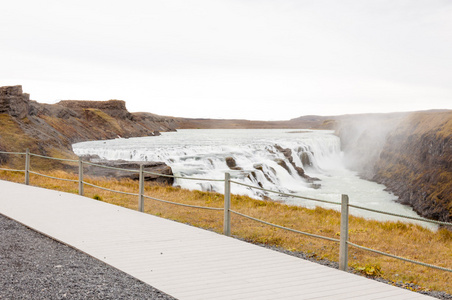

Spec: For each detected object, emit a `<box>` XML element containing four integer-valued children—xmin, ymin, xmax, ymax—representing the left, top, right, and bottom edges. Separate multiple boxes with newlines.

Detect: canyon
<box><xmin>0</xmin><ymin>85</ymin><xmax>450</xmax><ymax>223</ymax></box>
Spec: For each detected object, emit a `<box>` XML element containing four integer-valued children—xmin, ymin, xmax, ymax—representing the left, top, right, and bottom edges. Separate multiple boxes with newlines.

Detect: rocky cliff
<box><xmin>336</xmin><ymin>110</ymin><xmax>452</xmax><ymax>223</ymax></box>
<box><xmin>372</xmin><ymin>111</ymin><xmax>452</xmax><ymax>223</ymax></box>
<box><xmin>0</xmin><ymin>85</ymin><xmax>177</xmax><ymax>165</ymax></box>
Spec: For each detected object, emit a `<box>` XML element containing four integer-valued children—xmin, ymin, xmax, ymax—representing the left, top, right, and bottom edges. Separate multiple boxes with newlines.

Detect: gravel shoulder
<box><xmin>0</xmin><ymin>213</ymin><xmax>176</xmax><ymax>300</ymax></box>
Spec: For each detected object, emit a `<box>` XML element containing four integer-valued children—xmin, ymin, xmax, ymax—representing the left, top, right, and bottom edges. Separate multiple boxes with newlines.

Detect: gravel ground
<box><xmin>1</xmin><ymin>212</ymin><xmax>450</xmax><ymax>300</ymax></box>
<box><xmin>0</xmin><ymin>213</ymin><xmax>176</xmax><ymax>300</ymax></box>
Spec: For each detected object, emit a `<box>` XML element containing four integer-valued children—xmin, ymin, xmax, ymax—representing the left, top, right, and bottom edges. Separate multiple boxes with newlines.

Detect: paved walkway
<box><xmin>0</xmin><ymin>180</ymin><xmax>434</xmax><ymax>299</ymax></box>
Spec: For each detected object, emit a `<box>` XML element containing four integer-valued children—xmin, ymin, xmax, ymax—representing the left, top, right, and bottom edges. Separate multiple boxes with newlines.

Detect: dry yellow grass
<box><xmin>0</xmin><ymin>167</ymin><xmax>451</xmax><ymax>294</ymax></box>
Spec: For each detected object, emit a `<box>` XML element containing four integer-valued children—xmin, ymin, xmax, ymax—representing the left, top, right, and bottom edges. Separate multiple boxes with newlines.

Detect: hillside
<box><xmin>0</xmin><ymin>85</ymin><xmax>177</xmax><ymax>165</ymax></box>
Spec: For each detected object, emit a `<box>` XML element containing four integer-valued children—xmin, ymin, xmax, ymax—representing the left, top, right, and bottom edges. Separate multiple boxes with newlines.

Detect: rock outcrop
<box><xmin>225</xmin><ymin>156</ymin><xmax>242</xmax><ymax>170</ymax></box>
<box><xmin>0</xmin><ymin>85</ymin><xmax>30</xmax><ymax>118</ymax></box>
<box><xmin>58</xmin><ymin>100</ymin><xmax>132</xmax><ymax>119</ymax></box>
<box><xmin>81</xmin><ymin>157</ymin><xmax>174</xmax><ymax>185</ymax></box>
<box><xmin>274</xmin><ymin>144</ymin><xmax>320</xmax><ymax>185</ymax></box>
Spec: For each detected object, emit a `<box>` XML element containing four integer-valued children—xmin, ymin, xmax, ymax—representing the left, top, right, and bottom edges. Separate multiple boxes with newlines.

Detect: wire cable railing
<box><xmin>0</xmin><ymin>151</ymin><xmax>25</xmax><ymax>173</ymax></box>
<box><xmin>143</xmin><ymin>194</ymin><xmax>224</xmax><ymax>211</ymax></box>
<box><xmin>349</xmin><ymin>203</ymin><xmax>450</xmax><ymax>227</ymax></box>
<box><xmin>231</xmin><ymin>180</ymin><xmax>341</xmax><ymax>206</ymax></box>
<box><xmin>28</xmin><ymin>171</ymin><xmax>79</xmax><ymax>183</ymax></box>
<box><xmin>0</xmin><ymin>167</ymin><xmax>24</xmax><ymax>172</ymax></box>
<box><xmin>230</xmin><ymin>209</ymin><xmax>340</xmax><ymax>243</ymax></box>
<box><xmin>83</xmin><ymin>161</ymin><xmax>139</xmax><ymax>173</ymax></box>
<box><xmin>0</xmin><ymin>148</ymin><xmax>451</xmax><ymax>274</ymax></box>
<box><xmin>29</xmin><ymin>152</ymin><xmax>79</xmax><ymax>163</ymax></box>
<box><xmin>82</xmin><ymin>181</ymin><xmax>139</xmax><ymax>196</ymax></box>
<box><xmin>347</xmin><ymin>241</ymin><xmax>452</xmax><ymax>273</ymax></box>
<box><xmin>0</xmin><ymin>150</ymin><xmax>26</xmax><ymax>155</ymax></box>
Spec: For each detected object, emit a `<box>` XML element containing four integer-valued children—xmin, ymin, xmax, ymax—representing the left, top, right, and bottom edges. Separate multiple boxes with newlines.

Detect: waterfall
<box><xmin>73</xmin><ymin>129</ymin><xmax>342</xmax><ymax>198</ymax></box>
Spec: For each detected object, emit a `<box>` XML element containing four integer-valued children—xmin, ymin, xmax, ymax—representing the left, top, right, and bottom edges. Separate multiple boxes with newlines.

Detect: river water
<box><xmin>73</xmin><ymin>129</ymin><xmax>434</xmax><ymax>229</ymax></box>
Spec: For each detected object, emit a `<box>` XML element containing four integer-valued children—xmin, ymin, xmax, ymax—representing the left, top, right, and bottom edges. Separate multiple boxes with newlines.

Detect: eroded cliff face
<box><xmin>336</xmin><ymin>111</ymin><xmax>452</xmax><ymax>223</ymax></box>
<box><xmin>372</xmin><ymin>111</ymin><xmax>452</xmax><ymax>222</ymax></box>
<box><xmin>0</xmin><ymin>85</ymin><xmax>177</xmax><ymax>164</ymax></box>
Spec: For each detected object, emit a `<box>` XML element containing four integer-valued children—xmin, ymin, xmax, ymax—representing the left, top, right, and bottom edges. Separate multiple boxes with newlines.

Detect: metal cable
<box><xmin>142</xmin><ymin>194</ymin><xmax>224</xmax><ymax>211</ymax></box>
<box><xmin>82</xmin><ymin>181</ymin><xmax>139</xmax><ymax>196</ymax></box>
<box><xmin>0</xmin><ymin>167</ymin><xmax>24</xmax><ymax>172</ymax></box>
<box><xmin>230</xmin><ymin>180</ymin><xmax>341</xmax><ymax>206</ymax></box>
<box><xmin>29</xmin><ymin>171</ymin><xmax>79</xmax><ymax>183</ymax></box>
<box><xmin>143</xmin><ymin>169</ymin><xmax>224</xmax><ymax>181</ymax></box>
<box><xmin>82</xmin><ymin>161</ymin><xmax>139</xmax><ymax>173</ymax></box>
<box><xmin>142</xmin><ymin>170</ymin><xmax>175</xmax><ymax>178</ymax></box>
<box><xmin>348</xmin><ymin>204</ymin><xmax>452</xmax><ymax>227</ymax></box>
<box><xmin>0</xmin><ymin>151</ymin><xmax>25</xmax><ymax>155</ymax></box>
<box><xmin>230</xmin><ymin>209</ymin><xmax>340</xmax><ymax>243</ymax></box>
<box><xmin>29</xmin><ymin>153</ymin><xmax>78</xmax><ymax>163</ymax></box>
<box><xmin>347</xmin><ymin>241</ymin><xmax>452</xmax><ymax>273</ymax></box>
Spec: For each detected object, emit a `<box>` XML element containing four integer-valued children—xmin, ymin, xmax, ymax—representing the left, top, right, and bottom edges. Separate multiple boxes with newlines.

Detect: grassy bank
<box><xmin>0</xmin><ymin>168</ymin><xmax>451</xmax><ymax>294</ymax></box>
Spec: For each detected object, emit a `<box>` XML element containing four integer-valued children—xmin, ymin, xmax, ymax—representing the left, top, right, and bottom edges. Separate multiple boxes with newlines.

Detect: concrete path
<box><xmin>0</xmin><ymin>180</ymin><xmax>434</xmax><ymax>299</ymax></box>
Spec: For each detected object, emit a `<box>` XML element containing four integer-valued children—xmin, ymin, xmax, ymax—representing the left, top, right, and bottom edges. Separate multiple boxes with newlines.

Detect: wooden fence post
<box><xmin>78</xmin><ymin>158</ymin><xmax>84</xmax><ymax>196</ymax></box>
<box><xmin>339</xmin><ymin>194</ymin><xmax>349</xmax><ymax>271</ymax></box>
<box><xmin>224</xmin><ymin>172</ymin><xmax>231</xmax><ymax>236</ymax></box>
<box><xmin>25</xmin><ymin>148</ymin><xmax>30</xmax><ymax>185</ymax></box>
<box><xmin>138</xmin><ymin>164</ymin><xmax>144</xmax><ymax>212</ymax></box>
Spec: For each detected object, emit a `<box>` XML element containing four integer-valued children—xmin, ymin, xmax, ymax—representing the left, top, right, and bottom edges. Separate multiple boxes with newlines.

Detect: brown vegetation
<box><xmin>0</xmin><ymin>167</ymin><xmax>450</xmax><ymax>294</ymax></box>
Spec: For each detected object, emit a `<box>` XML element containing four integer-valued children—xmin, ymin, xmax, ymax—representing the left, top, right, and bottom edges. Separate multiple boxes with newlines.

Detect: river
<box><xmin>72</xmin><ymin>129</ymin><xmax>435</xmax><ymax>229</ymax></box>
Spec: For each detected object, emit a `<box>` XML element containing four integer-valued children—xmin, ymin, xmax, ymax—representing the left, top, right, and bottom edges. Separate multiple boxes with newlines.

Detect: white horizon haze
<box><xmin>1</xmin><ymin>0</ymin><xmax>451</xmax><ymax>121</ymax></box>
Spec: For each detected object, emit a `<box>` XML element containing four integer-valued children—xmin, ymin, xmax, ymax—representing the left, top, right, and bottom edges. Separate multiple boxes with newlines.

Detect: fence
<box><xmin>0</xmin><ymin>149</ymin><xmax>451</xmax><ymax>273</ymax></box>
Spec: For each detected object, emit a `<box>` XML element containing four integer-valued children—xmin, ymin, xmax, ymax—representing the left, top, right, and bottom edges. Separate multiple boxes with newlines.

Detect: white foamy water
<box><xmin>73</xmin><ymin>129</ymin><xmax>435</xmax><ymax>229</ymax></box>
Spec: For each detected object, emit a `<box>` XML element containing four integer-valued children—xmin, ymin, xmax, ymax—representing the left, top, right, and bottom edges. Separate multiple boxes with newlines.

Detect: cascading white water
<box><xmin>73</xmin><ymin>129</ymin><xmax>435</xmax><ymax>229</ymax></box>
<box><xmin>73</xmin><ymin>129</ymin><xmax>339</xmax><ymax>195</ymax></box>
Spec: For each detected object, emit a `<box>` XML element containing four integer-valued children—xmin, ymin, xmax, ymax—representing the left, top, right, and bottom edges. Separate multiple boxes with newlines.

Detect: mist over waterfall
<box><xmin>73</xmin><ymin>129</ymin><xmax>433</xmax><ymax>227</ymax></box>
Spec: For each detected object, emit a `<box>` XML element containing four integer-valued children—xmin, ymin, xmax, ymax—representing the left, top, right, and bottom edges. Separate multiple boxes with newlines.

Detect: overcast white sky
<box><xmin>1</xmin><ymin>0</ymin><xmax>451</xmax><ymax>120</ymax></box>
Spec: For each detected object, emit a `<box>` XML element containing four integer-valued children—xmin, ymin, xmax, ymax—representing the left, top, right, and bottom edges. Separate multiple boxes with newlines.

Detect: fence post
<box><xmin>78</xmin><ymin>157</ymin><xmax>84</xmax><ymax>196</ymax></box>
<box><xmin>138</xmin><ymin>164</ymin><xmax>144</xmax><ymax>212</ymax></box>
<box><xmin>25</xmin><ymin>148</ymin><xmax>30</xmax><ymax>185</ymax></box>
<box><xmin>339</xmin><ymin>194</ymin><xmax>349</xmax><ymax>271</ymax></box>
<box><xmin>224</xmin><ymin>172</ymin><xmax>231</xmax><ymax>236</ymax></box>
